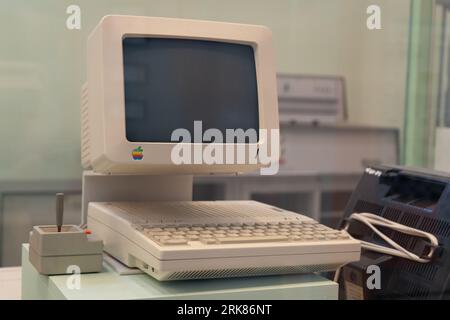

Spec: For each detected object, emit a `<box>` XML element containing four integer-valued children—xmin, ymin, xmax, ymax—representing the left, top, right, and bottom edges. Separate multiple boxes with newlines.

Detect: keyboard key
<box><xmin>216</xmin><ymin>236</ymin><xmax>289</xmax><ymax>244</ymax></box>
<box><xmin>152</xmin><ymin>236</ymin><xmax>170</xmax><ymax>241</ymax></box>
<box><xmin>149</xmin><ymin>231</ymin><xmax>171</xmax><ymax>236</ymax></box>
<box><xmin>160</xmin><ymin>238</ymin><xmax>188</xmax><ymax>245</ymax></box>
<box><xmin>227</xmin><ymin>233</ymin><xmax>239</xmax><ymax>237</ymax></box>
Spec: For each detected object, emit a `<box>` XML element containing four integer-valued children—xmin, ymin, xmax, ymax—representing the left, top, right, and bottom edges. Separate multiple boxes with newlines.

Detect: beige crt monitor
<box><xmin>81</xmin><ymin>15</ymin><xmax>279</xmax><ymax>174</ymax></box>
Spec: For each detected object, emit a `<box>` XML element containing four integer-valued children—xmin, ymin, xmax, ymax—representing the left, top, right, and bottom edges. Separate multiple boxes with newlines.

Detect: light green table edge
<box><xmin>21</xmin><ymin>244</ymin><xmax>338</xmax><ymax>300</ymax></box>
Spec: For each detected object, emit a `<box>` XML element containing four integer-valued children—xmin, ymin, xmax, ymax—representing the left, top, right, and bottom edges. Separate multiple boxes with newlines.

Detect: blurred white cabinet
<box><xmin>279</xmin><ymin>123</ymin><xmax>398</xmax><ymax>175</ymax></box>
<box><xmin>277</xmin><ymin>74</ymin><xmax>346</xmax><ymax>124</ymax></box>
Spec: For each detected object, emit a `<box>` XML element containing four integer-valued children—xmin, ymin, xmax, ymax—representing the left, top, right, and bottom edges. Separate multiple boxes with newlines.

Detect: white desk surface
<box><xmin>0</xmin><ymin>267</ymin><xmax>21</xmax><ymax>300</ymax></box>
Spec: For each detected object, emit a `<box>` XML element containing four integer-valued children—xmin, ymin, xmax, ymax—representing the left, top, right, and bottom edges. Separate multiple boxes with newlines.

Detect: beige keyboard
<box><xmin>88</xmin><ymin>200</ymin><xmax>361</xmax><ymax>280</ymax></box>
<box><xmin>135</xmin><ymin>220</ymin><xmax>351</xmax><ymax>246</ymax></box>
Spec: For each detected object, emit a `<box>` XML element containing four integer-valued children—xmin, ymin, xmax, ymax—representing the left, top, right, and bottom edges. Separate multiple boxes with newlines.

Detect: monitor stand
<box><xmin>81</xmin><ymin>170</ymin><xmax>193</xmax><ymax>225</ymax></box>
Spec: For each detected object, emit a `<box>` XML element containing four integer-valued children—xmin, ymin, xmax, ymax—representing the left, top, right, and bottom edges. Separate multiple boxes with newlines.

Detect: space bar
<box><xmin>216</xmin><ymin>236</ymin><xmax>288</xmax><ymax>244</ymax></box>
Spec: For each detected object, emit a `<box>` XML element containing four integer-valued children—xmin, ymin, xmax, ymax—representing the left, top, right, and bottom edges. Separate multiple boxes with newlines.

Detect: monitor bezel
<box><xmin>87</xmin><ymin>15</ymin><xmax>279</xmax><ymax>172</ymax></box>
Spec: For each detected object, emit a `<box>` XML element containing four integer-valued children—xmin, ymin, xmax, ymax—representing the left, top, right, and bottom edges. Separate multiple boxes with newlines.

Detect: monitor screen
<box><xmin>122</xmin><ymin>37</ymin><xmax>259</xmax><ymax>143</ymax></box>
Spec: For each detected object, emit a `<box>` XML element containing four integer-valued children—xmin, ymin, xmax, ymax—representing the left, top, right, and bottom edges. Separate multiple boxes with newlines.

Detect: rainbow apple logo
<box><xmin>132</xmin><ymin>146</ymin><xmax>144</xmax><ymax>160</ymax></box>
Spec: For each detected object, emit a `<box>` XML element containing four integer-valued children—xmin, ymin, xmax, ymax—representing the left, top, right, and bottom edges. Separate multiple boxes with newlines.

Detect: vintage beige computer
<box><xmin>81</xmin><ymin>15</ymin><xmax>360</xmax><ymax>280</ymax></box>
